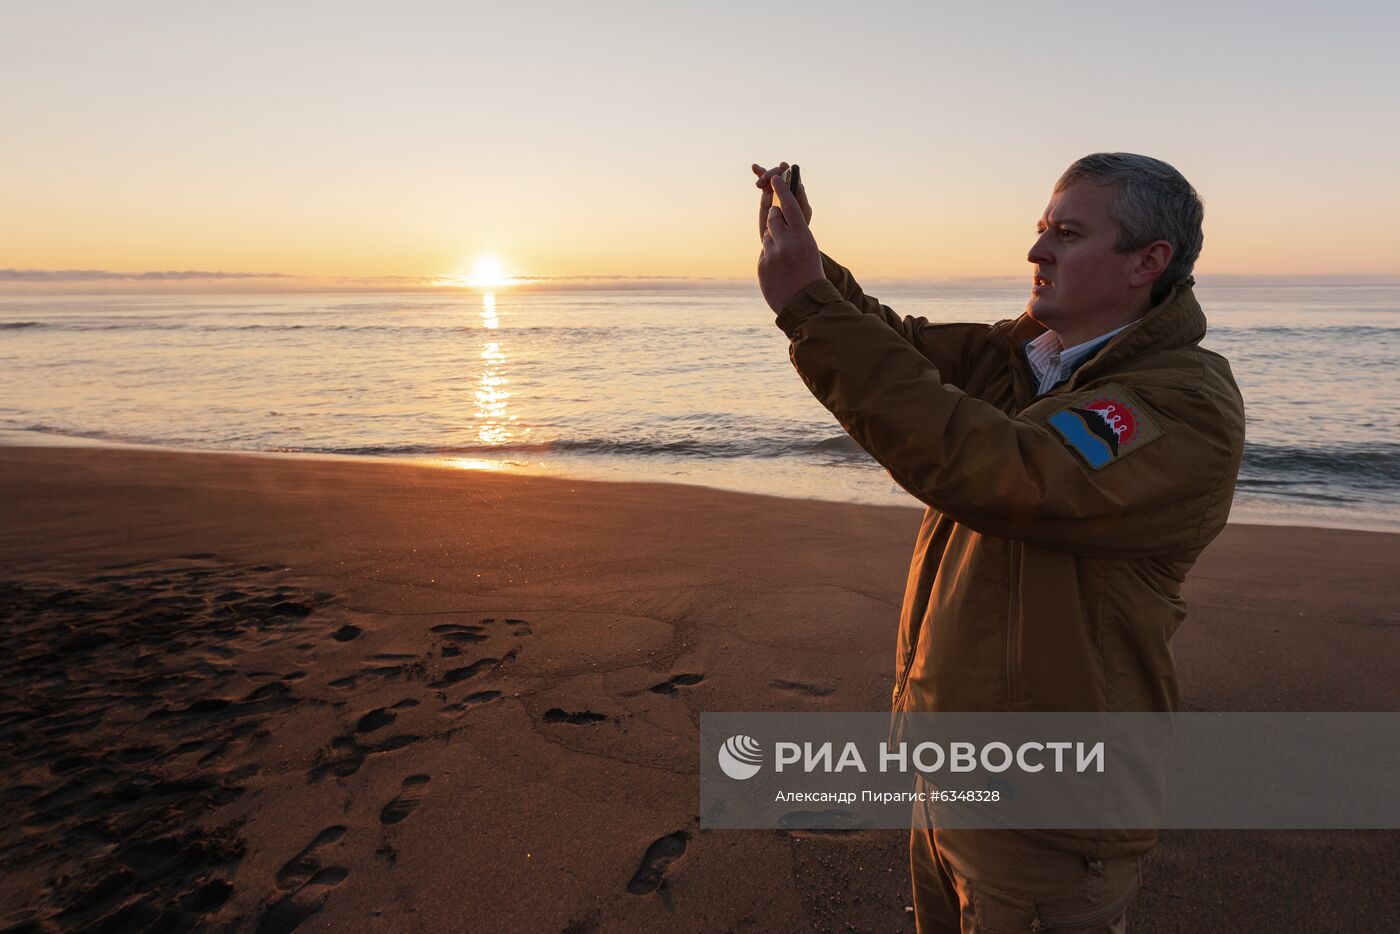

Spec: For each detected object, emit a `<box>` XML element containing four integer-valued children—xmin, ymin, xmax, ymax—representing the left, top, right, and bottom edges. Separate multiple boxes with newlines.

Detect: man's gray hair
<box><xmin>1054</xmin><ymin>153</ymin><xmax>1204</xmax><ymax>302</ymax></box>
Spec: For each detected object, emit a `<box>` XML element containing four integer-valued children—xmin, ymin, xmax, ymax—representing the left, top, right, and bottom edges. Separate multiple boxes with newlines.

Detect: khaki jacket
<box><xmin>776</xmin><ymin>255</ymin><xmax>1246</xmax><ymax>856</ymax></box>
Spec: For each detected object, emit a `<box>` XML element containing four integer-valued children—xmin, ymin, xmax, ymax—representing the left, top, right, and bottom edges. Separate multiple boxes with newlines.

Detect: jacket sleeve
<box><xmin>815</xmin><ymin>252</ymin><xmax>993</xmax><ymax>391</ymax></box>
<box><xmin>776</xmin><ymin>280</ymin><xmax>1244</xmax><ymax>559</ymax></box>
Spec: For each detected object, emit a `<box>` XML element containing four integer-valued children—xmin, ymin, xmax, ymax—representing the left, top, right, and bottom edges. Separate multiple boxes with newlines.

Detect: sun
<box><xmin>452</xmin><ymin>254</ymin><xmax>516</xmax><ymax>289</ymax></box>
<box><xmin>470</xmin><ymin>255</ymin><xmax>506</xmax><ymax>287</ymax></box>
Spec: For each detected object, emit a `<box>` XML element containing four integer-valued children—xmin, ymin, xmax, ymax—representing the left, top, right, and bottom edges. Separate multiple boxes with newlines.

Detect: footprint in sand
<box><xmin>309</xmin><ymin>736</ymin><xmax>364</xmax><ymax>780</ymax></box>
<box><xmin>369</xmin><ymin>734</ymin><xmax>422</xmax><ymax>754</ymax></box>
<box><xmin>354</xmin><ymin>707</ymin><xmax>396</xmax><ymax>733</ymax></box>
<box><xmin>0</xmin><ymin>558</ymin><xmax>345</xmax><ymax>930</ymax></box>
<box><xmin>431</xmin><ymin>623</ymin><xmax>489</xmax><ymax>644</ymax></box>
<box><xmin>331</xmin><ymin>624</ymin><xmax>362</xmax><ymax>642</ymax></box>
<box><xmin>261</xmin><ymin>852</ymin><xmax>350</xmax><ymax>934</ymax></box>
<box><xmin>769</xmin><ymin>678</ymin><xmax>835</xmax><ymax>698</ymax></box>
<box><xmin>243</xmin><ymin>681</ymin><xmax>296</xmax><ymax>712</ymax></box>
<box><xmin>308</xmin><ymin>731</ymin><xmax>423</xmax><ymax>781</ymax></box>
<box><xmin>470</xmin><ymin>617</ymin><xmax>533</xmax><ymax>636</ymax></box>
<box><xmin>542</xmin><ymin>708</ymin><xmax>611</xmax><ymax>725</ymax></box>
<box><xmin>50</xmin><ymin>754</ymin><xmax>93</xmax><ymax>775</ymax></box>
<box><xmin>441</xmin><ymin>690</ymin><xmax>501</xmax><ymax>714</ymax></box>
<box><xmin>275</xmin><ymin>826</ymin><xmax>347</xmax><ymax>891</ymax></box>
<box><xmin>626</xmin><ymin>831</ymin><xmax>689</xmax><ymax>895</ymax></box>
<box><xmin>649</xmin><ymin>673</ymin><xmax>705</xmax><ymax>694</ymax></box>
<box><xmin>197</xmin><ymin>741</ymin><xmax>229</xmax><ymax>766</ymax></box>
<box><xmin>379</xmin><ymin>774</ymin><xmax>431</xmax><ymax>825</ymax></box>
<box><xmin>357</xmin><ymin>659</ymin><xmax>425</xmax><ymax>683</ymax></box>
<box><xmin>179</xmin><ymin>697</ymin><xmax>233</xmax><ymax>715</ymax></box>
<box><xmin>111</xmin><ymin>745</ymin><xmax>161</xmax><ymax>764</ymax></box>
<box><xmin>428</xmin><ymin>658</ymin><xmax>498</xmax><ymax>688</ymax></box>
<box><xmin>182</xmin><ymin>877</ymin><xmax>234</xmax><ymax>913</ymax></box>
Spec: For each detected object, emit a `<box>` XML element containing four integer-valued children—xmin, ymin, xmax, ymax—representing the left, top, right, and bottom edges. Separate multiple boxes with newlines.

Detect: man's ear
<box><xmin>1129</xmin><ymin>240</ymin><xmax>1173</xmax><ymax>289</ymax></box>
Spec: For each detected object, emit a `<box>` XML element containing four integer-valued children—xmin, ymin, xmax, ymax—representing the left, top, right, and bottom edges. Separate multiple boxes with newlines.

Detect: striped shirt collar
<box><xmin>1023</xmin><ymin>320</ymin><xmax>1136</xmax><ymax>396</ymax></box>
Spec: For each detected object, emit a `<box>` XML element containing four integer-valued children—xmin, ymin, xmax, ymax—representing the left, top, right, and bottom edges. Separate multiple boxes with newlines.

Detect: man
<box><xmin>751</xmin><ymin>154</ymin><xmax>1245</xmax><ymax>932</ymax></box>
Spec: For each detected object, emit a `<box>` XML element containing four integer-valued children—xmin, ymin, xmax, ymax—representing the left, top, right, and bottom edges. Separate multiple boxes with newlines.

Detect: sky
<box><xmin>3</xmin><ymin>0</ymin><xmax>1398</xmax><ymax>290</ymax></box>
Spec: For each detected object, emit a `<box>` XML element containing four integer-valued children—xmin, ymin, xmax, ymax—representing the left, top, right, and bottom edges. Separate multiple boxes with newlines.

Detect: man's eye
<box><xmin>1058</xmin><ymin>228</ymin><xmax>1076</xmax><ymax>239</ymax></box>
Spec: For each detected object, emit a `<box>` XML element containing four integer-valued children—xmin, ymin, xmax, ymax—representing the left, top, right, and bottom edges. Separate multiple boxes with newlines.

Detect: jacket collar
<box><xmin>989</xmin><ymin>277</ymin><xmax>1207</xmax><ymax>400</ymax></box>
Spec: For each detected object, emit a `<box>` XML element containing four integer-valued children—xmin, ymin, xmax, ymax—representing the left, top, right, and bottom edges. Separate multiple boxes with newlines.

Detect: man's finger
<box><xmin>753</xmin><ymin>162</ymin><xmax>788</xmax><ymax>189</ymax></box>
<box><xmin>758</xmin><ymin>185</ymin><xmax>773</xmax><ymax>241</ymax></box>
<box><xmin>766</xmin><ymin>204</ymin><xmax>790</xmax><ymax>238</ymax></box>
<box><xmin>770</xmin><ymin>175</ymin><xmax>808</xmax><ymax>232</ymax></box>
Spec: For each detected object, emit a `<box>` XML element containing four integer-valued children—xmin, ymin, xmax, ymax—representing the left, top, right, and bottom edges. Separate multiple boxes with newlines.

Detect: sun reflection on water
<box><xmin>473</xmin><ymin>292</ymin><xmax>516</xmax><ymax>448</ymax></box>
<box><xmin>444</xmin><ymin>457</ymin><xmax>503</xmax><ymax>471</ymax></box>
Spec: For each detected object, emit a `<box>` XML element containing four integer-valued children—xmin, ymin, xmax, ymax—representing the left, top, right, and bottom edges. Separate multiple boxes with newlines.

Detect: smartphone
<box><xmin>782</xmin><ymin>164</ymin><xmax>801</xmax><ymax>193</ymax></box>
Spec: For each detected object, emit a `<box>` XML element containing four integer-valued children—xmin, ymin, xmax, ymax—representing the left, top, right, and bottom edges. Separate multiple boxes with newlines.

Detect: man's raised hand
<box><xmin>755</xmin><ymin>172</ymin><xmax>824</xmax><ymax>314</ymax></box>
<box><xmin>751</xmin><ymin>162</ymin><xmax>813</xmax><ymax>242</ymax></box>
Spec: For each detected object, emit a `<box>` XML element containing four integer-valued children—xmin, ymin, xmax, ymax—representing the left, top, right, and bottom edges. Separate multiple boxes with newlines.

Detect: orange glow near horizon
<box><xmin>5</xmin><ymin>8</ymin><xmax>1400</xmax><ymax>286</ymax></box>
<box><xmin>435</xmin><ymin>255</ymin><xmax>520</xmax><ymax>290</ymax></box>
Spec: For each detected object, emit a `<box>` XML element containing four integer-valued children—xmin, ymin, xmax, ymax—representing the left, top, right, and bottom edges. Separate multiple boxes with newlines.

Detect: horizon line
<box><xmin>3</xmin><ymin>267</ymin><xmax>1400</xmax><ymax>295</ymax></box>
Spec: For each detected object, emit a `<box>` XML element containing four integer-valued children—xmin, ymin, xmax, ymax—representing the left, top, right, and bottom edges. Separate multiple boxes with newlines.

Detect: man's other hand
<box><xmin>751</xmin><ymin>162</ymin><xmax>813</xmax><ymax>241</ymax></box>
<box><xmin>756</xmin><ymin>172</ymin><xmax>823</xmax><ymax>314</ymax></box>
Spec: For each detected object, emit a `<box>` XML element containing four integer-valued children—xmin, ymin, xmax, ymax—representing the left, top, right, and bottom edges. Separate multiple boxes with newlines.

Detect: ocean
<box><xmin>3</xmin><ymin>284</ymin><xmax>1398</xmax><ymax>531</ymax></box>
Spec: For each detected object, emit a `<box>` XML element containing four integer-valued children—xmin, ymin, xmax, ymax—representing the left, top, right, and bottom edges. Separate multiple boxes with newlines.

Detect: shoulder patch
<box><xmin>1045</xmin><ymin>383</ymin><xmax>1164</xmax><ymax>470</ymax></box>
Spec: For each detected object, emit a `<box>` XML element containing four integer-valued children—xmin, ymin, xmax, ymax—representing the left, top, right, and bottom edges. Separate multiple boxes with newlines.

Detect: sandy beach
<box><xmin>1</xmin><ymin>445</ymin><xmax>1396</xmax><ymax>932</ymax></box>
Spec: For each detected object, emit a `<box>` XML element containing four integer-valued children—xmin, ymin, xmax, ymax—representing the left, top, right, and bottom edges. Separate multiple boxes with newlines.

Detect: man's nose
<box><xmin>1027</xmin><ymin>231</ymin><xmax>1053</xmax><ymax>266</ymax></box>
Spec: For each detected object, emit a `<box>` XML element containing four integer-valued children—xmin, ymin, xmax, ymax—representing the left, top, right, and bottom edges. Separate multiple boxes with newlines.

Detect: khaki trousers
<box><xmin>909</xmin><ymin>826</ymin><xmax>1145</xmax><ymax>933</ymax></box>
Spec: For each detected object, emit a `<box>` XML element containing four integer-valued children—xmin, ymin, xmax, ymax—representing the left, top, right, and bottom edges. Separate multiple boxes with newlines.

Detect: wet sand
<box><xmin>0</xmin><ymin>446</ymin><xmax>1396</xmax><ymax>932</ymax></box>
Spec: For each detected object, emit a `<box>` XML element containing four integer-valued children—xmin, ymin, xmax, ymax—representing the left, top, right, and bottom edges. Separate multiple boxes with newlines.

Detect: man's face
<box><xmin>1026</xmin><ymin>180</ymin><xmax>1141</xmax><ymax>337</ymax></box>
